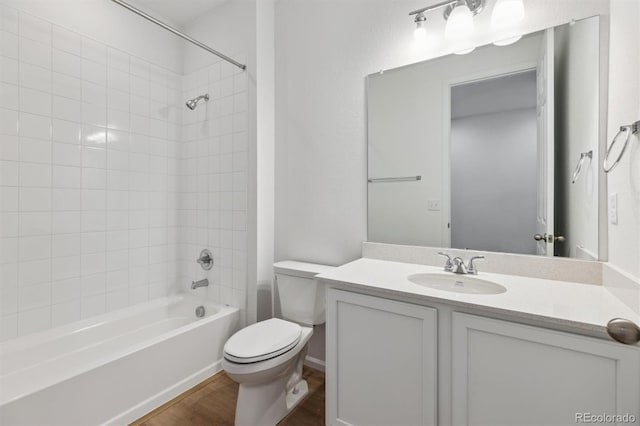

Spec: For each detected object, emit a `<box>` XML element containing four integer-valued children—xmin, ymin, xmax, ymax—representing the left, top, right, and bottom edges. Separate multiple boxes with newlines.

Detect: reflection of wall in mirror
<box><xmin>367</xmin><ymin>34</ymin><xmax>542</xmax><ymax>249</ymax></box>
<box><xmin>554</xmin><ymin>17</ymin><xmax>600</xmax><ymax>260</ymax></box>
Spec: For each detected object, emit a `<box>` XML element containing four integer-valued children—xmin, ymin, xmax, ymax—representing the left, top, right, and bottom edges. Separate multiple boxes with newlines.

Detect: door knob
<box><xmin>607</xmin><ymin>318</ymin><xmax>640</xmax><ymax>345</ymax></box>
<box><xmin>533</xmin><ymin>233</ymin><xmax>566</xmax><ymax>243</ymax></box>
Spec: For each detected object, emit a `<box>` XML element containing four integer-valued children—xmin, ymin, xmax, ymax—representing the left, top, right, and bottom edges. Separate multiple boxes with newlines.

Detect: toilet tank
<box><xmin>274</xmin><ymin>261</ymin><xmax>335</xmax><ymax>326</ymax></box>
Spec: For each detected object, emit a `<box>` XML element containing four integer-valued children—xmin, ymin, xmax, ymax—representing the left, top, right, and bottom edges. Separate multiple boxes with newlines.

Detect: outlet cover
<box><xmin>428</xmin><ymin>200</ymin><xmax>441</xmax><ymax>211</ymax></box>
<box><xmin>608</xmin><ymin>193</ymin><xmax>618</xmax><ymax>225</ymax></box>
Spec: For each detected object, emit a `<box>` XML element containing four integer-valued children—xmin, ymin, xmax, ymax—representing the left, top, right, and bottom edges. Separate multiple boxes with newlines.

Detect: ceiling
<box><xmin>129</xmin><ymin>0</ymin><xmax>229</xmax><ymax>27</ymax></box>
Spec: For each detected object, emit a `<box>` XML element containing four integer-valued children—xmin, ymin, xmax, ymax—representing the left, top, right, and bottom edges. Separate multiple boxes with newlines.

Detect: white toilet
<box><xmin>222</xmin><ymin>261</ymin><xmax>334</xmax><ymax>426</ymax></box>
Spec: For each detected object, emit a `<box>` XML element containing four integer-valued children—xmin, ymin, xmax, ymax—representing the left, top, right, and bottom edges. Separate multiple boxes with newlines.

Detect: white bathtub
<box><xmin>0</xmin><ymin>296</ymin><xmax>240</xmax><ymax>426</ymax></box>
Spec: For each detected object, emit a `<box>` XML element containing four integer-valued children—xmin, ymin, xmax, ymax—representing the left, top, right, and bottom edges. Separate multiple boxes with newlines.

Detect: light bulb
<box><xmin>445</xmin><ymin>2</ymin><xmax>474</xmax><ymax>40</ymax></box>
<box><xmin>414</xmin><ymin>13</ymin><xmax>427</xmax><ymax>42</ymax></box>
<box><xmin>491</xmin><ymin>0</ymin><xmax>525</xmax><ymax>29</ymax></box>
<box><xmin>493</xmin><ymin>35</ymin><xmax>522</xmax><ymax>46</ymax></box>
<box><xmin>454</xmin><ymin>47</ymin><xmax>476</xmax><ymax>55</ymax></box>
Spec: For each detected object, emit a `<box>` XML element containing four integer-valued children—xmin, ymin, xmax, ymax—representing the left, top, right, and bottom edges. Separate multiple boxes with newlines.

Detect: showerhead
<box><xmin>185</xmin><ymin>93</ymin><xmax>210</xmax><ymax>110</ymax></box>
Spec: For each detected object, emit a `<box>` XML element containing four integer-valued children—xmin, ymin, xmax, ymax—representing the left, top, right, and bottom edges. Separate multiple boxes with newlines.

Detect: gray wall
<box><xmin>450</xmin><ymin>72</ymin><xmax>538</xmax><ymax>255</ymax></box>
<box><xmin>451</xmin><ymin>108</ymin><xmax>538</xmax><ymax>255</ymax></box>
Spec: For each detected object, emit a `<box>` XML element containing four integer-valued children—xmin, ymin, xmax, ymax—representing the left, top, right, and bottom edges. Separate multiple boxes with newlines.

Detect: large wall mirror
<box><xmin>367</xmin><ymin>16</ymin><xmax>607</xmax><ymax>260</ymax></box>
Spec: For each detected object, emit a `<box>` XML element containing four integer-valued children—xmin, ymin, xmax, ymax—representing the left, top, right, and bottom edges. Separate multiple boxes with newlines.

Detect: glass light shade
<box><xmin>493</xmin><ymin>35</ymin><xmax>522</xmax><ymax>46</ymax></box>
<box><xmin>491</xmin><ymin>0</ymin><xmax>525</xmax><ymax>29</ymax></box>
<box><xmin>414</xmin><ymin>21</ymin><xmax>427</xmax><ymax>41</ymax></box>
<box><xmin>445</xmin><ymin>3</ymin><xmax>474</xmax><ymax>40</ymax></box>
<box><xmin>454</xmin><ymin>47</ymin><xmax>476</xmax><ymax>55</ymax></box>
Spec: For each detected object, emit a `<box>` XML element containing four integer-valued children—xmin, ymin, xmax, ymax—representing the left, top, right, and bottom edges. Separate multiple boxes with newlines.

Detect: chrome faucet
<box><xmin>466</xmin><ymin>256</ymin><xmax>485</xmax><ymax>275</ymax></box>
<box><xmin>451</xmin><ymin>257</ymin><xmax>468</xmax><ymax>274</ymax></box>
<box><xmin>438</xmin><ymin>252</ymin><xmax>485</xmax><ymax>275</ymax></box>
<box><xmin>191</xmin><ymin>278</ymin><xmax>209</xmax><ymax>290</ymax></box>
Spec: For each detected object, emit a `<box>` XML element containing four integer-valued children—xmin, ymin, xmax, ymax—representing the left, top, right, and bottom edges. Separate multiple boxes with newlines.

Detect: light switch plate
<box><xmin>608</xmin><ymin>193</ymin><xmax>618</xmax><ymax>225</ymax></box>
<box><xmin>427</xmin><ymin>200</ymin><xmax>441</xmax><ymax>211</ymax></box>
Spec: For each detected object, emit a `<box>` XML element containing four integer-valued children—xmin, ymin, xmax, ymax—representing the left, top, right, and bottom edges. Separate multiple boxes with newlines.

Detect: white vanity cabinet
<box><xmin>452</xmin><ymin>313</ymin><xmax>640</xmax><ymax>426</ymax></box>
<box><xmin>327</xmin><ymin>288</ymin><xmax>640</xmax><ymax>426</ymax></box>
<box><xmin>326</xmin><ymin>289</ymin><xmax>438</xmax><ymax>426</ymax></box>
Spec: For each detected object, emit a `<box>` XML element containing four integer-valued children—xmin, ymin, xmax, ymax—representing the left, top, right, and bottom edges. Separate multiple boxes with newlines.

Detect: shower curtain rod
<box><xmin>110</xmin><ymin>0</ymin><xmax>247</xmax><ymax>71</ymax></box>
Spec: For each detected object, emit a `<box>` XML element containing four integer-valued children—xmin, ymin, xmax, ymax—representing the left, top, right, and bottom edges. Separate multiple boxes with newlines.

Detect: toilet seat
<box><xmin>224</xmin><ymin>318</ymin><xmax>302</xmax><ymax>364</ymax></box>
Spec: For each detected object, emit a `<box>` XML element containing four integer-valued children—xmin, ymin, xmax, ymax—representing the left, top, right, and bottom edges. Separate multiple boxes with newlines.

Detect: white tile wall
<box><xmin>178</xmin><ymin>58</ymin><xmax>248</xmax><ymax>318</ymax></box>
<box><xmin>0</xmin><ymin>6</ymin><xmax>182</xmax><ymax>340</ymax></box>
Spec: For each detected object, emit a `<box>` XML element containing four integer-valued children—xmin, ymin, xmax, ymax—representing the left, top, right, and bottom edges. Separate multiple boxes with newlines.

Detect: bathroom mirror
<box><xmin>366</xmin><ymin>16</ymin><xmax>607</xmax><ymax>260</ymax></box>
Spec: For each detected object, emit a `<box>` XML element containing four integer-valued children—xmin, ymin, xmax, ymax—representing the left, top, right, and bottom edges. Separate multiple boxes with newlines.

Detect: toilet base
<box><xmin>234</xmin><ymin>377</ymin><xmax>309</xmax><ymax>426</ymax></box>
<box><xmin>224</xmin><ymin>326</ymin><xmax>313</xmax><ymax>426</ymax></box>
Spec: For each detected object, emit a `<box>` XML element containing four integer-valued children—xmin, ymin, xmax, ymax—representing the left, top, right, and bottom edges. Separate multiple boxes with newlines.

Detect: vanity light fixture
<box><xmin>490</xmin><ymin>0</ymin><xmax>525</xmax><ymax>46</ymax></box>
<box><xmin>410</xmin><ymin>0</ymin><xmax>484</xmax><ymax>44</ymax></box>
<box><xmin>444</xmin><ymin>1</ymin><xmax>475</xmax><ymax>40</ymax></box>
<box><xmin>414</xmin><ymin>12</ymin><xmax>428</xmax><ymax>41</ymax></box>
<box><xmin>410</xmin><ymin>0</ymin><xmax>525</xmax><ymax>48</ymax></box>
<box><xmin>491</xmin><ymin>0</ymin><xmax>525</xmax><ymax>29</ymax></box>
<box><xmin>493</xmin><ymin>35</ymin><xmax>522</xmax><ymax>46</ymax></box>
<box><xmin>454</xmin><ymin>47</ymin><xmax>476</xmax><ymax>54</ymax></box>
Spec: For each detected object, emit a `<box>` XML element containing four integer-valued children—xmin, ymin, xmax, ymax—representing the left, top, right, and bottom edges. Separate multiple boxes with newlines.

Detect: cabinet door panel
<box><xmin>452</xmin><ymin>313</ymin><xmax>640</xmax><ymax>426</ymax></box>
<box><xmin>327</xmin><ymin>289</ymin><xmax>437</xmax><ymax>426</ymax></box>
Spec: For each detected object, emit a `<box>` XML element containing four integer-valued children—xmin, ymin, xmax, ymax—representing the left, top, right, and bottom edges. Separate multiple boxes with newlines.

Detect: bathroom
<box><xmin>0</xmin><ymin>0</ymin><xmax>638</xmax><ymax>424</ymax></box>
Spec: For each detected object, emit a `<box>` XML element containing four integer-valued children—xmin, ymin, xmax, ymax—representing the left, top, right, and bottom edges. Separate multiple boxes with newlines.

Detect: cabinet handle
<box><xmin>606</xmin><ymin>318</ymin><xmax>640</xmax><ymax>345</ymax></box>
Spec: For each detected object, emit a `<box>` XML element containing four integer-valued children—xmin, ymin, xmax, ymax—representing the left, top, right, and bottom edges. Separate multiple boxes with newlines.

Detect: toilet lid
<box><xmin>224</xmin><ymin>318</ymin><xmax>302</xmax><ymax>364</ymax></box>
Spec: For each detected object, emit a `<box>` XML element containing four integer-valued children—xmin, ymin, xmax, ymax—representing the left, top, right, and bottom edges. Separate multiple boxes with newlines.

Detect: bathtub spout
<box><xmin>191</xmin><ymin>278</ymin><xmax>209</xmax><ymax>290</ymax></box>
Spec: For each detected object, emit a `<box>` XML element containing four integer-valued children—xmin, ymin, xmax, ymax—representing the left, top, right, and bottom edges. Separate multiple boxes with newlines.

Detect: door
<box><xmin>452</xmin><ymin>313</ymin><xmax>640</xmax><ymax>426</ymax></box>
<box><xmin>326</xmin><ymin>289</ymin><xmax>437</xmax><ymax>426</ymax></box>
<box><xmin>536</xmin><ymin>28</ymin><xmax>555</xmax><ymax>256</ymax></box>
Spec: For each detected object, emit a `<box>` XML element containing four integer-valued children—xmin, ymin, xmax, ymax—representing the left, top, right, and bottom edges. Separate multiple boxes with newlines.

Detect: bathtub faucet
<box><xmin>191</xmin><ymin>278</ymin><xmax>209</xmax><ymax>290</ymax></box>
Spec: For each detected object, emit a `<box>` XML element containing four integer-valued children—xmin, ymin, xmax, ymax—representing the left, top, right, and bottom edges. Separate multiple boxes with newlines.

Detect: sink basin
<box><xmin>407</xmin><ymin>273</ymin><xmax>507</xmax><ymax>295</ymax></box>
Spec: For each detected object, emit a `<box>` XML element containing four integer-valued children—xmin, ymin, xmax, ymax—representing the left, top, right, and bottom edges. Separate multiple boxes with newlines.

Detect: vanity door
<box><xmin>327</xmin><ymin>289</ymin><xmax>437</xmax><ymax>426</ymax></box>
<box><xmin>451</xmin><ymin>312</ymin><xmax>640</xmax><ymax>426</ymax></box>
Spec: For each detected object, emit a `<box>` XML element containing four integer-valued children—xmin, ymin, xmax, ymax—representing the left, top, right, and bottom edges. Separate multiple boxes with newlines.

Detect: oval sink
<box><xmin>407</xmin><ymin>273</ymin><xmax>507</xmax><ymax>295</ymax></box>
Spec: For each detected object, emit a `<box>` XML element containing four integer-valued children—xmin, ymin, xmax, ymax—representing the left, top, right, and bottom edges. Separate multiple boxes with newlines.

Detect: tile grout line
<box><xmin>104</xmin><ymin>38</ymin><xmax>109</xmax><ymax>313</ymax></box>
<box><xmin>79</xmin><ymin>31</ymin><xmax>85</xmax><ymax>320</ymax></box>
<box><xmin>49</xmin><ymin>16</ymin><xmax>53</xmax><ymax>327</ymax></box>
<box><xmin>15</xmin><ymin>12</ymin><xmax>21</xmax><ymax>337</ymax></box>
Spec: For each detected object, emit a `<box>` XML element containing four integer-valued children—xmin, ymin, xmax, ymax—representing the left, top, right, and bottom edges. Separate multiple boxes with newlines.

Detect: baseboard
<box><xmin>104</xmin><ymin>360</ymin><xmax>223</xmax><ymax>425</ymax></box>
<box><xmin>304</xmin><ymin>355</ymin><xmax>325</xmax><ymax>372</ymax></box>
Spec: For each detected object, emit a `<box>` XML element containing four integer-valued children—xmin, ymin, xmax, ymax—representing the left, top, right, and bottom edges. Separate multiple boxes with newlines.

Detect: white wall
<box><xmin>0</xmin><ymin>0</ymin><xmax>183</xmax><ymax>73</ymax></box>
<box><xmin>181</xmin><ymin>0</ymin><xmax>253</xmax><ymax>75</ymax></box>
<box><xmin>0</xmin><ymin>4</ymin><xmax>182</xmax><ymax>339</ymax></box>
<box><xmin>606</xmin><ymin>0</ymin><xmax>640</xmax><ymax>281</ymax></box>
<box><xmin>256</xmin><ymin>0</ymin><xmax>276</xmax><ymax>321</ymax></box>
<box><xmin>554</xmin><ymin>17</ymin><xmax>601</xmax><ymax>260</ymax></box>
<box><xmin>451</xmin><ymin>108</ymin><xmax>538</xmax><ymax>254</ymax></box>
<box><xmin>274</xmin><ymin>0</ymin><xmax>610</xmax><ymax>267</ymax></box>
<box><xmin>176</xmin><ymin>1</ymin><xmax>255</xmax><ymax>324</ymax></box>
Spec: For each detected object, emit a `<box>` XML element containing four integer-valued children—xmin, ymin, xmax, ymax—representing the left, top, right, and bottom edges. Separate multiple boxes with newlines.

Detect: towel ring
<box><xmin>604</xmin><ymin>121</ymin><xmax>639</xmax><ymax>173</ymax></box>
<box><xmin>571</xmin><ymin>150</ymin><xmax>592</xmax><ymax>184</ymax></box>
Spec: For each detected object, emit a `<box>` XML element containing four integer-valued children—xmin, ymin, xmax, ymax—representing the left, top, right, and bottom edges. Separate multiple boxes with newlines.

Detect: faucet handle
<box><xmin>438</xmin><ymin>252</ymin><xmax>454</xmax><ymax>272</ymax></box>
<box><xmin>451</xmin><ymin>257</ymin><xmax>468</xmax><ymax>274</ymax></box>
<box><xmin>197</xmin><ymin>249</ymin><xmax>214</xmax><ymax>271</ymax></box>
<box><xmin>467</xmin><ymin>256</ymin><xmax>485</xmax><ymax>275</ymax></box>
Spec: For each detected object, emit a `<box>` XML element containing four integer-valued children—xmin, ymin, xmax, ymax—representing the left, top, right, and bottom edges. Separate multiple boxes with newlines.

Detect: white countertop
<box><xmin>317</xmin><ymin>258</ymin><xmax>640</xmax><ymax>336</ymax></box>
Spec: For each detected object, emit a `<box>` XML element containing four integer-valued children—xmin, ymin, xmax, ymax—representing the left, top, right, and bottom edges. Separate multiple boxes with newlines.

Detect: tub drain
<box><xmin>195</xmin><ymin>306</ymin><xmax>206</xmax><ymax>318</ymax></box>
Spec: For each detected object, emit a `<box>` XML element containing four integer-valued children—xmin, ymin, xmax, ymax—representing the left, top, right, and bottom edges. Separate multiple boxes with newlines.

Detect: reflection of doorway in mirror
<box><xmin>450</xmin><ymin>70</ymin><xmax>539</xmax><ymax>255</ymax></box>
